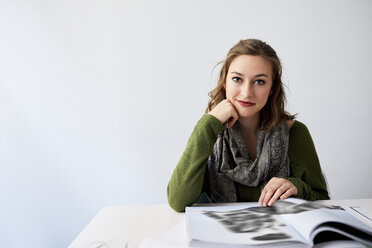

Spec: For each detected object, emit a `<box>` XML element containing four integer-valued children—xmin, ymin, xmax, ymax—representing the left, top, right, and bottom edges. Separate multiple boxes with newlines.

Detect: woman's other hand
<box><xmin>259</xmin><ymin>177</ymin><xmax>298</xmax><ymax>207</ymax></box>
<box><xmin>209</xmin><ymin>99</ymin><xmax>239</xmax><ymax>128</ymax></box>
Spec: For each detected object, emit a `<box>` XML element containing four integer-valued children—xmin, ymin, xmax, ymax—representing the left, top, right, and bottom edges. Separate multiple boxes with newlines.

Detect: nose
<box><xmin>241</xmin><ymin>82</ymin><xmax>253</xmax><ymax>98</ymax></box>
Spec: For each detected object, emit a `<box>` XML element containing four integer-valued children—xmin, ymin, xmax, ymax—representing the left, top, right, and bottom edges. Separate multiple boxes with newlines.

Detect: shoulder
<box><xmin>287</xmin><ymin>121</ymin><xmax>319</xmax><ymax>165</ymax></box>
<box><xmin>288</xmin><ymin>120</ymin><xmax>314</xmax><ymax>143</ymax></box>
<box><xmin>286</xmin><ymin>119</ymin><xmax>310</xmax><ymax>130</ymax></box>
<box><xmin>290</xmin><ymin>120</ymin><xmax>309</xmax><ymax>132</ymax></box>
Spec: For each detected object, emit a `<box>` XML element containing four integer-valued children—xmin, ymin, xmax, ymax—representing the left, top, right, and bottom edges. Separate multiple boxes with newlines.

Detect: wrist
<box><xmin>208</xmin><ymin>111</ymin><xmax>225</xmax><ymax>124</ymax></box>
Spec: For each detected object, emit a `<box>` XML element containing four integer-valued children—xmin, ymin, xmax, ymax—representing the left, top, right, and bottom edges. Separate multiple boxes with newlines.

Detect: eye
<box><xmin>232</xmin><ymin>77</ymin><xmax>242</xmax><ymax>83</ymax></box>
<box><xmin>254</xmin><ymin>79</ymin><xmax>265</xmax><ymax>85</ymax></box>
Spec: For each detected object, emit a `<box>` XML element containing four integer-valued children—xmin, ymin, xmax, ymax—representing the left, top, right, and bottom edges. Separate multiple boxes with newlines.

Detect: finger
<box><xmin>226</xmin><ymin>113</ymin><xmax>238</xmax><ymax>128</ymax></box>
<box><xmin>259</xmin><ymin>181</ymin><xmax>274</xmax><ymax>205</ymax></box>
<box><xmin>226</xmin><ymin>117</ymin><xmax>234</xmax><ymax>128</ymax></box>
<box><xmin>258</xmin><ymin>188</ymin><xmax>267</xmax><ymax>205</ymax></box>
<box><xmin>280</xmin><ymin>187</ymin><xmax>297</xmax><ymax>200</ymax></box>
<box><xmin>279</xmin><ymin>181</ymin><xmax>298</xmax><ymax>200</ymax></box>
<box><xmin>231</xmin><ymin>109</ymin><xmax>239</xmax><ymax>125</ymax></box>
<box><xmin>226</xmin><ymin>101</ymin><xmax>239</xmax><ymax>128</ymax></box>
<box><xmin>268</xmin><ymin>185</ymin><xmax>287</xmax><ymax>206</ymax></box>
<box><xmin>230</xmin><ymin>103</ymin><xmax>239</xmax><ymax>125</ymax></box>
<box><xmin>262</xmin><ymin>186</ymin><xmax>276</xmax><ymax>207</ymax></box>
<box><xmin>262</xmin><ymin>178</ymin><xmax>282</xmax><ymax>206</ymax></box>
<box><xmin>259</xmin><ymin>180</ymin><xmax>273</xmax><ymax>205</ymax></box>
<box><xmin>209</xmin><ymin>100</ymin><xmax>232</xmax><ymax>124</ymax></box>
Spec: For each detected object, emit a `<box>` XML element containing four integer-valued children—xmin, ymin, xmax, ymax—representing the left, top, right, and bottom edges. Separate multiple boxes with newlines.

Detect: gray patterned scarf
<box><xmin>205</xmin><ymin>121</ymin><xmax>290</xmax><ymax>203</ymax></box>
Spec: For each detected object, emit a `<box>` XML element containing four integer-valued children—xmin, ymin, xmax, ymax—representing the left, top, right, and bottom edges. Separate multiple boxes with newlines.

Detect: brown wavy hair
<box><xmin>206</xmin><ymin>38</ymin><xmax>295</xmax><ymax>131</ymax></box>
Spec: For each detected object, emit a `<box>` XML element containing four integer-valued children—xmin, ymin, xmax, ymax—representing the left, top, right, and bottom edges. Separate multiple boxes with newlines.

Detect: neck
<box><xmin>238</xmin><ymin>114</ymin><xmax>260</xmax><ymax>136</ymax></box>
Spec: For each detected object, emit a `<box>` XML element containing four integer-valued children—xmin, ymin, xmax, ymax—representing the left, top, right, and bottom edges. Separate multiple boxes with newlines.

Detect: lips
<box><xmin>237</xmin><ymin>100</ymin><xmax>255</xmax><ymax>107</ymax></box>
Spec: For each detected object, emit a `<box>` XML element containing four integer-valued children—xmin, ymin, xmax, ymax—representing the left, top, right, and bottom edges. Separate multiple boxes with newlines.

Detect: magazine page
<box><xmin>279</xmin><ymin>199</ymin><xmax>372</xmax><ymax>246</ymax></box>
<box><xmin>310</xmin><ymin>225</ymin><xmax>372</xmax><ymax>247</ymax></box>
<box><xmin>186</xmin><ymin>201</ymin><xmax>308</xmax><ymax>247</ymax></box>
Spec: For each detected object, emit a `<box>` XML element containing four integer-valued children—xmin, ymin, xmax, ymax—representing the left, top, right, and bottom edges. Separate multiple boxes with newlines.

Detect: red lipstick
<box><xmin>237</xmin><ymin>100</ymin><xmax>255</xmax><ymax>107</ymax></box>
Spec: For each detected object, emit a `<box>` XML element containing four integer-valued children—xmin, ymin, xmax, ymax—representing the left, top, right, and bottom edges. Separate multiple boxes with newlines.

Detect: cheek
<box><xmin>224</xmin><ymin>83</ymin><xmax>235</xmax><ymax>97</ymax></box>
<box><xmin>258</xmin><ymin>90</ymin><xmax>272</xmax><ymax>104</ymax></box>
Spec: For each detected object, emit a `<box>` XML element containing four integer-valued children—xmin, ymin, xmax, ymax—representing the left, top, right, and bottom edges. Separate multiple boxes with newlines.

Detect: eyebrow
<box><xmin>230</xmin><ymin>71</ymin><xmax>268</xmax><ymax>78</ymax></box>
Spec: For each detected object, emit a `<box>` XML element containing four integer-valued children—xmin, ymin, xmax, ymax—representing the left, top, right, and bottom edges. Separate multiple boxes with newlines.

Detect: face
<box><xmin>224</xmin><ymin>55</ymin><xmax>273</xmax><ymax>121</ymax></box>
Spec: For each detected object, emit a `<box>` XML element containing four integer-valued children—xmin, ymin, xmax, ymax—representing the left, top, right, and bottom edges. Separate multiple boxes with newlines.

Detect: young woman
<box><xmin>167</xmin><ymin>39</ymin><xmax>329</xmax><ymax>212</ymax></box>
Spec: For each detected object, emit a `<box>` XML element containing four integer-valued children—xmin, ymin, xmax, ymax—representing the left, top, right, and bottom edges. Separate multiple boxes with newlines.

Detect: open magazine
<box><xmin>186</xmin><ymin>198</ymin><xmax>372</xmax><ymax>247</ymax></box>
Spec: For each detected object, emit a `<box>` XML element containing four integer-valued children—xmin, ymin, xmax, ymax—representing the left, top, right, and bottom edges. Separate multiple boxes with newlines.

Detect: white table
<box><xmin>68</xmin><ymin>204</ymin><xmax>184</xmax><ymax>248</ymax></box>
<box><xmin>68</xmin><ymin>199</ymin><xmax>372</xmax><ymax>248</ymax></box>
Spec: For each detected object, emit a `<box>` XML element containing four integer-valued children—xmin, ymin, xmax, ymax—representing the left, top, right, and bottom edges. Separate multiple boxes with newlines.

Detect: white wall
<box><xmin>1</xmin><ymin>0</ymin><xmax>371</xmax><ymax>247</ymax></box>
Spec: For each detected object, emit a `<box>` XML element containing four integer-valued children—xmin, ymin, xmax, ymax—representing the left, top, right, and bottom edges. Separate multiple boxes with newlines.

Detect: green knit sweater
<box><xmin>167</xmin><ymin>114</ymin><xmax>329</xmax><ymax>212</ymax></box>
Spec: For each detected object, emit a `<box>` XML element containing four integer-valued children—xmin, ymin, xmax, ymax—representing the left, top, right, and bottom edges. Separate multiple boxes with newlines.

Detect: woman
<box><xmin>167</xmin><ymin>39</ymin><xmax>329</xmax><ymax>212</ymax></box>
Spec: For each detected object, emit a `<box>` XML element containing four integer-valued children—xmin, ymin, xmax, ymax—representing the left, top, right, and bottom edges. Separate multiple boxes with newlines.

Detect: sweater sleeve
<box><xmin>285</xmin><ymin>121</ymin><xmax>330</xmax><ymax>201</ymax></box>
<box><xmin>167</xmin><ymin>114</ymin><xmax>225</xmax><ymax>212</ymax></box>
